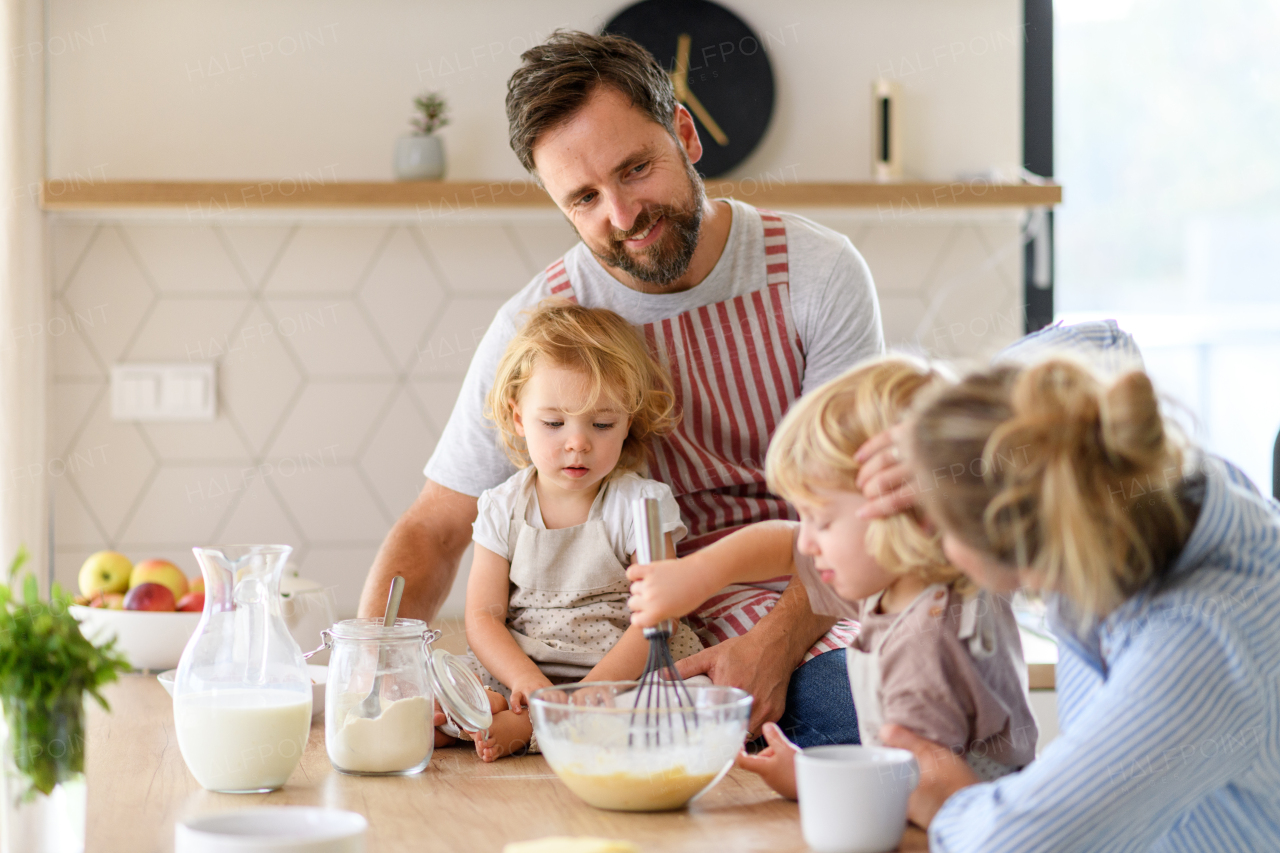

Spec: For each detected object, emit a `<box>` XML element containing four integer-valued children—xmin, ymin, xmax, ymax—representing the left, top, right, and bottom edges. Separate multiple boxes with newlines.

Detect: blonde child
<box><xmin>463</xmin><ymin>300</ymin><xmax>702</xmax><ymax>761</ymax></box>
<box><xmin>627</xmin><ymin>356</ymin><xmax>1037</xmax><ymax>796</ymax></box>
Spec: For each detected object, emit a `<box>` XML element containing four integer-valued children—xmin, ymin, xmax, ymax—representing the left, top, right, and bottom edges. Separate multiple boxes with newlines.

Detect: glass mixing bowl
<box><xmin>529</xmin><ymin>681</ymin><xmax>752</xmax><ymax>812</ymax></box>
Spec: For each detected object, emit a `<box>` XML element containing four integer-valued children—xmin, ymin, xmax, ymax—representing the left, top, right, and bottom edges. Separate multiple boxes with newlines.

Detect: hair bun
<box><xmin>1100</xmin><ymin>370</ymin><xmax>1165</xmax><ymax>470</ymax></box>
<box><xmin>1009</xmin><ymin>359</ymin><xmax>1103</xmax><ymax>462</ymax></box>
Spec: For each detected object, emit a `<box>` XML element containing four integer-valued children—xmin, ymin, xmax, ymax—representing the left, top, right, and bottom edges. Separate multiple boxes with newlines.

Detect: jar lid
<box><xmin>428</xmin><ymin>649</ymin><xmax>493</xmax><ymax>736</ymax></box>
<box><xmin>328</xmin><ymin>617</ymin><xmax>429</xmax><ymax>641</ymax></box>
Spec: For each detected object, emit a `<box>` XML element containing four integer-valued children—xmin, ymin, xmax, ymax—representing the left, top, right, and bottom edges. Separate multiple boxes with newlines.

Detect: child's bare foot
<box><xmin>474</xmin><ymin>709</ymin><xmax>533</xmax><ymax>762</ymax></box>
<box><xmin>439</xmin><ymin>689</ymin><xmax>510</xmax><ymax>747</ymax></box>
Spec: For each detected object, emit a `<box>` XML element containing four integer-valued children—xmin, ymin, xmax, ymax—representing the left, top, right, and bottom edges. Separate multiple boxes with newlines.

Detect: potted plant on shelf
<box><xmin>394</xmin><ymin>91</ymin><xmax>449</xmax><ymax>181</ymax></box>
<box><xmin>0</xmin><ymin>546</ymin><xmax>130</xmax><ymax>852</ymax></box>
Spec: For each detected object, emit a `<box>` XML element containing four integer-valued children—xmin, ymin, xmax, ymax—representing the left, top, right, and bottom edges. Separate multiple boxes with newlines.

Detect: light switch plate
<box><xmin>111</xmin><ymin>363</ymin><xmax>216</xmax><ymax>422</ymax></box>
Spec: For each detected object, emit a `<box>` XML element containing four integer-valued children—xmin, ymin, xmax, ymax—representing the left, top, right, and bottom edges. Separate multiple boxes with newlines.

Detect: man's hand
<box><xmin>881</xmin><ymin>723</ymin><xmax>981</xmax><ymax>829</ymax></box>
<box><xmin>626</xmin><ymin>558</ymin><xmax>713</xmax><ymax>628</ymax></box>
<box><xmin>734</xmin><ymin>722</ymin><xmax>799</xmax><ymax>799</ymax></box>
<box><xmin>677</xmin><ymin>634</ymin><xmax>790</xmax><ymax>736</ymax></box>
<box><xmin>855</xmin><ymin>423</ymin><xmax>917</xmax><ymax>520</ymax></box>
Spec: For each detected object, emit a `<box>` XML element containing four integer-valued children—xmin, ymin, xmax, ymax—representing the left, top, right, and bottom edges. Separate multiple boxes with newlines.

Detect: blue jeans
<box><xmin>774</xmin><ymin>649</ymin><xmax>860</xmax><ymax>748</ymax></box>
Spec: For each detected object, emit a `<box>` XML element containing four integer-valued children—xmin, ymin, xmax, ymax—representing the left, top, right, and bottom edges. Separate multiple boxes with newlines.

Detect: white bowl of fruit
<box><xmin>70</xmin><ymin>551</ymin><xmax>204</xmax><ymax>672</ymax></box>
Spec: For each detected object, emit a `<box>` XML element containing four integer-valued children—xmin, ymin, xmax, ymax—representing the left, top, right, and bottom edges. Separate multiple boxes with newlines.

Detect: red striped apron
<box><xmin>542</xmin><ymin>208</ymin><xmax>856</xmax><ymax>661</ymax></box>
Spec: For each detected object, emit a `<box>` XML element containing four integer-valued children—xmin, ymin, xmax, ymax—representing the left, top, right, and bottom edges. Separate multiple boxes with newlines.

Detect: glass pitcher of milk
<box><xmin>173</xmin><ymin>545</ymin><xmax>313</xmax><ymax>793</ymax></box>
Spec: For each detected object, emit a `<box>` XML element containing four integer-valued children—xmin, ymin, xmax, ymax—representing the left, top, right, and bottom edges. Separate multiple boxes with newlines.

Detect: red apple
<box><xmin>129</xmin><ymin>559</ymin><xmax>188</xmax><ymax>601</ymax></box>
<box><xmin>176</xmin><ymin>592</ymin><xmax>204</xmax><ymax>613</ymax></box>
<box><xmin>123</xmin><ymin>582</ymin><xmax>176</xmax><ymax>612</ymax></box>
<box><xmin>188</xmin><ymin>575</ymin><xmax>205</xmax><ymax>595</ymax></box>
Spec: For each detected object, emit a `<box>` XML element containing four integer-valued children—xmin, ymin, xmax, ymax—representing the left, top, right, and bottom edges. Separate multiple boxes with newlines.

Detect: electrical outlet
<box><xmin>111</xmin><ymin>363</ymin><xmax>216</xmax><ymax>422</ymax></box>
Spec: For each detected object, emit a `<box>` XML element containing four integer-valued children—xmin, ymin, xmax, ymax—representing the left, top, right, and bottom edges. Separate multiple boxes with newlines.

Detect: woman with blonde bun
<box><xmin>858</xmin><ymin>356</ymin><xmax>1280</xmax><ymax>852</ymax></box>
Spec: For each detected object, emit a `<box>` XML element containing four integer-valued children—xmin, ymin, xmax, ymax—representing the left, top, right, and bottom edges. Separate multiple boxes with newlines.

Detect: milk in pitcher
<box><xmin>174</xmin><ymin>689</ymin><xmax>311</xmax><ymax>792</ymax></box>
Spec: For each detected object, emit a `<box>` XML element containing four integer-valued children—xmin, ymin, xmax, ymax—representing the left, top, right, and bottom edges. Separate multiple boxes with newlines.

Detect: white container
<box><xmin>176</xmin><ymin>806</ymin><xmax>366</xmax><ymax>853</ymax></box>
<box><xmin>393</xmin><ymin>135</ymin><xmax>444</xmax><ymax>180</ymax></box>
<box><xmin>70</xmin><ymin>606</ymin><xmax>200</xmax><ymax>672</ymax></box>
<box><xmin>795</xmin><ymin>745</ymin><xmax>919</xmax><ymax>853</ymax></box>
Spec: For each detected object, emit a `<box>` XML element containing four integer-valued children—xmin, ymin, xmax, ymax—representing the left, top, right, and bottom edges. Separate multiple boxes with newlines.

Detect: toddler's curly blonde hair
<box><xmin>485</xmin><ymin>300</ymin><xmax>678</xmax><ymax>473</ymax></box>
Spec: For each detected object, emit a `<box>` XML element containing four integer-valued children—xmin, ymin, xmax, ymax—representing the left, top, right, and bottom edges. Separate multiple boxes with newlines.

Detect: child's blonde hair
<box><xmin>909</xmin><ymin>357</ymin><xmax>1190</xmax><ymax>620</ymax></box>
<box><xmin>766</xmin><ymin>356</ymin><xmax>963</xmax><ymax>588</ymax></box>
<box><xmin>485</xmin><ymin>300</ymin><xmax>678</xmax><ymax>473</ymax></box>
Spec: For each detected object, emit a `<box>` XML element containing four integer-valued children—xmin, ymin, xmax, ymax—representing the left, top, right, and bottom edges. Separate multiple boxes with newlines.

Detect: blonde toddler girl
<box><xmin>464</xmin><ymin>300</ymin><xmax>702</xmax><ymax>761</ymax></box>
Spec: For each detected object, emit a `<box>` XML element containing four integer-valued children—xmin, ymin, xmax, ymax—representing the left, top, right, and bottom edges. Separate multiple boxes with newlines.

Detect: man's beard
<box><xmin>587</xmin><ymin>155</ymin><xmax>706</xmax><ymax>287</ymax></box>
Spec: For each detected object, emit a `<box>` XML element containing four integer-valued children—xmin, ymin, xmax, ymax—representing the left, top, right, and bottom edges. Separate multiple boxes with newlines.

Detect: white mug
<box><xmin>795</xmin><ymin>745</ymin><xmax>920</xmax><ymax>853</ymax></box>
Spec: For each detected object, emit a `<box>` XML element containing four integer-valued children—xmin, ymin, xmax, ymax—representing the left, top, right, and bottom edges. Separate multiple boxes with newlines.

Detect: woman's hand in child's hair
<box><xmin>734</xmin><ymin>722</ymin><xmax>799</xmax><ymax>800</ymax></box>
<box><xmin>626</xmin><ymin>558</ymin><xmax>706</xmax><ymax>628</ymax></box>
<box><xmin>507</xmin><ymin>674</ymin><xmax>553</xmax><ymax>716</ymax></box>
<box><xmin>880</xmin><ymin>723</ymin><xmax>980</xmax><ymax>829</ymax></box>
<box><xmin>855</xmin><ymin>422</ymin><xmax>917</xmax><ymax>519</ymax></box>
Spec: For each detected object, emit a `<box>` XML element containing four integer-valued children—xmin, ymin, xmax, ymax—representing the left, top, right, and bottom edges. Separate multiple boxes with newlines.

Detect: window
<box><xmin>1055</xmin><ymin>0</ymin><xmax>1280</xmax><ymax>492</ymax></box>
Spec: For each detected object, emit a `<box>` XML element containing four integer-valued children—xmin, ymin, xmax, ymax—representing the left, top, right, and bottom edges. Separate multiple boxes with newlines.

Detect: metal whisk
<box><xmin>631</xmin><ymin>497</ymin><xmax>697</xmax><ymax>746</ymax></box>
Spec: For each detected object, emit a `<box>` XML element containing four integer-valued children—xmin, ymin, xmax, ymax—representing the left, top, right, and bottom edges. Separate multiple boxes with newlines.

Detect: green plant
<box><xmin>410</xmin><ymin>91</ymin><xmax>449</xmax><ymax>135</ymax></box>
<box><xmin>0</xmin><ymin>547</ymin><xmax>130</xmax><ymax>799</ymax></box>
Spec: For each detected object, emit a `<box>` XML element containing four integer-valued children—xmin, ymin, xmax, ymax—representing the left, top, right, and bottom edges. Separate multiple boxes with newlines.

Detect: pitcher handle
<box><xmin>303</xmin><ymin>628</ymin><xmax>333</xmax><ymax>660</ymax></box>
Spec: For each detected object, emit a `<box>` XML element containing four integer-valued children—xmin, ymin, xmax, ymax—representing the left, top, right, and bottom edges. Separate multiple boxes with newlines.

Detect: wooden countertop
<box><xmin>86</xmin><ymin>675</ymin><xmax>927</xmax><ymax>852</ymax></box>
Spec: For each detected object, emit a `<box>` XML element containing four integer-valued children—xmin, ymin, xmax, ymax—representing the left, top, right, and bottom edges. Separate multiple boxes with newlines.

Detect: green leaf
<box><xmin>0</xmin><ymin>546</ymin><xmax>131</xmax><ymax>803</ymax></box>
<box><xmin>5</xmin><ymin>546</ymin><xmax>27</xmax><ymax>584</ymax></box>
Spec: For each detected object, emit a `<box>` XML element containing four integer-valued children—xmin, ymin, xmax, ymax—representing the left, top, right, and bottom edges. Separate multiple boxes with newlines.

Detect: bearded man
<box><xmin>359</xmin><ymin>30</ymin><xmax>884</xmax><ymax>746</ymax></box>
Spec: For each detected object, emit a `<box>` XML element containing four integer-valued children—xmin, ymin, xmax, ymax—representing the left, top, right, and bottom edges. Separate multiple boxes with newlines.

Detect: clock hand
<box><xmin>667</xmin><ymin>33</ymin><xmax>730</xmax><ymax>147</ymax></box>
<box><xmin>682</xmin><ymin>86</ymin><xmax>730</xmax><ymax>146</ymax></box>
<box><xmin>674</xmin><ymin>33</ymin><xmax>691</xmax><ymax>86</ymax></box>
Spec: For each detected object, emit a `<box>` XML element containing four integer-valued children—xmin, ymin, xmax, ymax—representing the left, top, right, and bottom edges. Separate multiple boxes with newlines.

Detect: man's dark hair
<box><xmin>506</xmin><ymin>30</ymin><xmax>678</xmax><ymax>177</ymax></box>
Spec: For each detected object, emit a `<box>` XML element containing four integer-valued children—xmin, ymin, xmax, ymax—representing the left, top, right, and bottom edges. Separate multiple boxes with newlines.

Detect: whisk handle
<box><xmin>633</xmin><ymin>497</ymin><xmax>666</xmax><ymax>564</ymax></box>
<box><xmin>635</xmin><ymin>498</ymin><xmax>674</xmax><ymax>639</ymax></box>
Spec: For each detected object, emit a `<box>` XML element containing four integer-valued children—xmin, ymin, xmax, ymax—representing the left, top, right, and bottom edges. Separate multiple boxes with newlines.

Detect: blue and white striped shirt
<box><xmin>996</xmin><ymin>318</ymin><xmax>1146</xmax><ymax>376</ymax></box>
<box><xmin>929</xmin><ymin>456</ymin><xmax>1280</xmax><ymax>851</ymax></box>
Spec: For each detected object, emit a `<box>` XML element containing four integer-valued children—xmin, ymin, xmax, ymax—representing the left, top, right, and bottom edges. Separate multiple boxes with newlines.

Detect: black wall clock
<box><xmin>603</xmin><ymin>0</ymin><xmax>775</xmax><ymax>179</ymax></box>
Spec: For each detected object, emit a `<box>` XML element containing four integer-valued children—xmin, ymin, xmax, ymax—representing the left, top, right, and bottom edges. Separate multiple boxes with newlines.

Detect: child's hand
<box><xmin>507</xmin><ymin>674</ymin><xmax>552</xmax><ymax>716</ymax></box>
<box><xmin>626</xmin><ymin>558</ymin><xmax>709</xmax><ymax>628</ymax></box>
<box><xmin>734</xmin><ymin>722</ymin><xmax>799</xmax><ymax>800</ymax></box>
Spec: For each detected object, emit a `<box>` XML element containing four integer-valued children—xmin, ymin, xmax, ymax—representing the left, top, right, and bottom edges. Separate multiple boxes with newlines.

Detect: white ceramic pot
<box><xmin>394</xmin><ymin>134</ymin><xmax>445</xmax><ymax>180</ymax></box>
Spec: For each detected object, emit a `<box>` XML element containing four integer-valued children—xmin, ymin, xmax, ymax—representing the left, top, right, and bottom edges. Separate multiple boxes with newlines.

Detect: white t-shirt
<box><xmin>425</xmin><ymin>198</ymin><xmax>885</xmax><ymax>498</ymax></box>
<box><xmin>472</xmin><ymin>467</ymin><xmax>687</xmax><ymax>567</ymax></box>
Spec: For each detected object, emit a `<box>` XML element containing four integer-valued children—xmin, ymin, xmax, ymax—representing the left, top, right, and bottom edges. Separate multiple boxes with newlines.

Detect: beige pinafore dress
<box><xmin>846</xmin><ymin>585</ymin><xmax>1019</xmax><ymax>782</ymax></box>
<box><xmin>466</xmin><ymin>472</ymin><xmax>703</xmax><ymax>698</ymax></box>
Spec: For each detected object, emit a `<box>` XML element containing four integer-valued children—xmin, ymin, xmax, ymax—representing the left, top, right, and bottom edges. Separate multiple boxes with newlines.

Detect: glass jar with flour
<box><xmin>321</xmin><ymin>618</ymin><xmax>437</xmax><ymax>775</ymax></box>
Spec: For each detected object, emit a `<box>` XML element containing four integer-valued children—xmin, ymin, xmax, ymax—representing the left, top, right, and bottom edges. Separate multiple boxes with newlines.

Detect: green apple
<box><xmin>129</xmin><ymin>559</ymin><xmax>188</xmax><ymax>601</ymax></box>
<box><xmin>78</xmin><ymin>551</ymin><xmax>132</xmax><ymax>598</ymax></box>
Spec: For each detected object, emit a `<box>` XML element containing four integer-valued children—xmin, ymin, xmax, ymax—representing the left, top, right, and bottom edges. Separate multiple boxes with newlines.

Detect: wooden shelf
<box><xmin>41</xmin><ymin>179</ymin><xmax>1060</xmax><ymax>213</ymax></box>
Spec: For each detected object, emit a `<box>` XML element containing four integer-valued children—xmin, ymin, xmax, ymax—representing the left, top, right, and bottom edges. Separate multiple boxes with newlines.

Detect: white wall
<box><xmin>46</xmin><ymin>1</ymin><xmax>1021</xmax><ymax>183</ymax></box>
